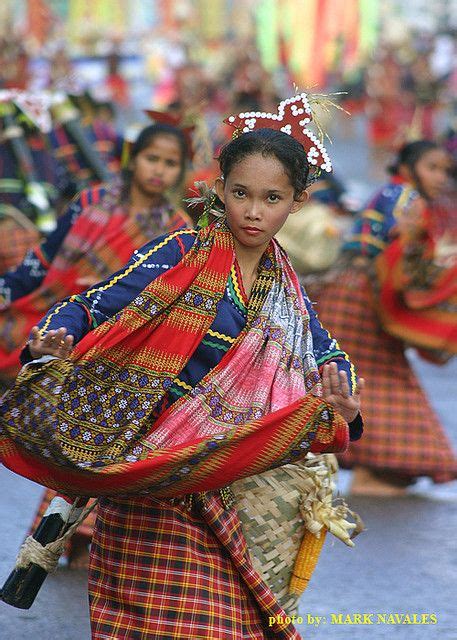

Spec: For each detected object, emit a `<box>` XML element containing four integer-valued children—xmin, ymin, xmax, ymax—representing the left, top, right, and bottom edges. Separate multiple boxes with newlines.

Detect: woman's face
<box><xmin>215</xmin><ymin>152</ymin><xmax>306</xmax><ymax>253</ymax></box>
<box><xmin>408</xmin><ymin>149</ymin><xmax>452</xmax><ymax>200</ymax></box>
<box><xmin>130</xmin><ymin>134</ymin><xmax>183</xmax><ymax>198</ymax></box>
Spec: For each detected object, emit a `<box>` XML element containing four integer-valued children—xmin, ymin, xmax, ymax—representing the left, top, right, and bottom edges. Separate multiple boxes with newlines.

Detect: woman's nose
<box><xmin>246</xmin><ymin>201</ymin><xmax>262</xmax><ymax>219</ymax></box>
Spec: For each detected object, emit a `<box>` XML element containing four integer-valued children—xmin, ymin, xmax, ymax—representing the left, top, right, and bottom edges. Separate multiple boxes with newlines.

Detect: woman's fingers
<box><xmin>28</xmin><ymin>326</ymin><xmax>44</xmax><ymax>358</ymax></box>
<box><xmin>57</xmin><ymin>334</ymin><xmax>74</xmax><ymax>357</ymax></box>
<box><xmin>338</xmin><ymin>370</ymin><xmax>350</xmax><ymax>398</ymax></box>
<box><xmin>324</xmin><ymin>362</ymin><xmax>346</xmax><ymax>396</ymax></box>
<box><xmin>321</xmin><ymin>363</ymin><xmax>363</xmax><ymax>423</ymax></box>
<box><xmin>30</xmin><ymin>325</ymin><xmax>40</xmax><ymax>339</ymax></box>
<box><xmin>28</xmin><ymin>327</ymin><xmax>73</xmax><ymax>359</ymax></box>
<box><xmin>322</xmin><ymin>363</ymin><xmax>338</xmax><ymax>398</ymax></box>
<box><xmin>321</xmin><ymin>363</ymin><xmax>332</xmax><ymax>398</ymax></box>
<box><xmin>355</xmin><ymin>377</ymin><xmax>365</xmax><ymax>395</ymax></box>
<box><xmin>42</xmin><ymin>328</ymin><xmax>67</xmax><ymax>347</ymax></box>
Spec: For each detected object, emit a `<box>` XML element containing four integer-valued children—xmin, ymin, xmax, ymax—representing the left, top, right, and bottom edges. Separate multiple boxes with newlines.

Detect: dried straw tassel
<box><xmin>288</xmin><ymin>527</ymin><xmax>327</xmax><ymax>595</ymax></box>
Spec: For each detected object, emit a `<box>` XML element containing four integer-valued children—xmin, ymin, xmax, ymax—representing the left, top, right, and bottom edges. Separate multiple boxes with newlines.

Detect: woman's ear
<box><xmin>214</xmin><ymin>176</ymin><xmax>225</xmax><ymax>204</ymax></box>
<box><xmin>290</xmin><ymin>190</ymin><xmax>309</xmax><ymax>214</ymax></box>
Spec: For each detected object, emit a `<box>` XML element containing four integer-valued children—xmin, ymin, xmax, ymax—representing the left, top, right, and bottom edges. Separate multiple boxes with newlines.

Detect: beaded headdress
<box><xmin>188</xmin><ymin>92</ymin><xmax>340</xmax><ymax>226</ymax></box>
<box><xmin>223</xmin><ymin>92</ymin><xmax>333</xmax><ymax>180</ymax></box>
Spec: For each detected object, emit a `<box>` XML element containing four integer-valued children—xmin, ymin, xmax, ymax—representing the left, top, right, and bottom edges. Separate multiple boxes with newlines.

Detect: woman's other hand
<box><xmin>322</xmin><ymin>361</ymin><xmax>364</xmax><ymax>423</ymax></box>
<box><xmin>28</xmin><ymin>326</ymin><xmax>74</xmax><ymax>360</ymax></box>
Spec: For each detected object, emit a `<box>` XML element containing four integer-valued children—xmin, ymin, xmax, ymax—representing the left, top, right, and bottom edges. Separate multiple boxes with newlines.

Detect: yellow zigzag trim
<box><xmin>173</xmin><ymin>378</ymin><xmax>193</xmax><ymax>391</ymax></box>
<box><xmin>230</xmin><ymin>264</ymin><xmax>244</xmax><ymax>302</ymax></box>
<box><xmin>333</xmin><ymin>338</ymin><xmax>358</xmax><ymax>392</ymax></box>
<box><xmin>313</xmin><ymin>308</ymin><xmax>358</xmax><ymax>392</ymax></box>
<box><xmin>207</xmin><ymin>329</ymin><xmax>236</xmax><ymax>343</ymax></box>
<box><xmin>40</xmin><ymin>229</ymin><xmax>196</xmax><ymax>336</ymax></box>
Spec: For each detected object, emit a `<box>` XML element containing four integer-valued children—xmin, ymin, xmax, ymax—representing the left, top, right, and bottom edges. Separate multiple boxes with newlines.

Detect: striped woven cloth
<box><xmin>0</xmin><ymin>182</ymin><xmax>190</xmax><ymax>380</ymax></box>
<box><xmin>0</xmin><ymin>221</ymin><xmax>348</xmax><ymax>496</ymax></box>
<box><xmin>89</xmin><ymin>492</ymin><xmax>302</xmax><ymax>639</ymax></box>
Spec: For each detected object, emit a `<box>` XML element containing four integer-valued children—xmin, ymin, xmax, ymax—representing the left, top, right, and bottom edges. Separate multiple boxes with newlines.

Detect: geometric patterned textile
<box><xmin>0</xmin><ymin>220</ymin><xmax>348</xmax><ymax>496</ymax></box>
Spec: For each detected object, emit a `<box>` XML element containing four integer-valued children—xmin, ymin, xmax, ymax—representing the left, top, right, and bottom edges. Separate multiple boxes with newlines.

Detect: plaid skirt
<box><xmin>88</xmin><ymin>492</ymin><xmax>302</xmax><ymax>640</ymax></box>
<box><xmin>312</xmin><ymin>266</ymin><xmax>457</xmax><ymax>482</ymax></box>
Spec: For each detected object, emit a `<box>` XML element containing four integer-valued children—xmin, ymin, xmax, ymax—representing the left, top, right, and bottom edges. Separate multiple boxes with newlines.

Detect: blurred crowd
<box><xmin>1</xmin><ymin>24</ymin><xmax>456</xmax><ymax>271</ymax></box>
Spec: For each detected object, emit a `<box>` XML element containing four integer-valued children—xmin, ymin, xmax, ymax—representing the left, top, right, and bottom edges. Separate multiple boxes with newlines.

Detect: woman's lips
<box><xmin>148</xmin><ymin>178</ymin><xmax>164</xmax><ymax>187</ymax></box>
<box><xmin>242</xmin><ymin>226</ymin><xmax>262</xmax><ymax>235</ymax></box>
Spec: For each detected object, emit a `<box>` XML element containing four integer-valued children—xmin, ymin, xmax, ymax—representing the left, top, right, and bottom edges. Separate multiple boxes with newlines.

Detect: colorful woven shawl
<box><xmin>0</xmin><ymin>221</ymin><xmax>348</xmax><ymax>496</ymax></box>
<box><xmin>0</xmin><ymin>181</ymin><xmax>191</xmax><ymax>378</ymax></box>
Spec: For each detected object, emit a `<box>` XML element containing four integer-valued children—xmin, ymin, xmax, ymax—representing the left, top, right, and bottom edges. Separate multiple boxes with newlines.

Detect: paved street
<box><xmin>295</xmin><ymin>352</ymin><xmax>457</xmax><ymax>640</ymax></box>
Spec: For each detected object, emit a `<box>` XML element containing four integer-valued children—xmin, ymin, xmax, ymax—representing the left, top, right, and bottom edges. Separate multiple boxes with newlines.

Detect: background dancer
<box><xmin>314</xmin><ymin>140</ymin><xmax>456</xmax><ymax>496</ymax></box>
<box><xmin>1</xmin><ymin>120</ymin><xmax>191</xmax><ymax>567</ymax></box>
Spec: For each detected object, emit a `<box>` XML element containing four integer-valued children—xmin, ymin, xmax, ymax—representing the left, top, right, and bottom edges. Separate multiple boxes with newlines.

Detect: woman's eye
<box><xmin>267</xmin><ymin>194</ymin><xmax>280</xmax><ymax>203</ymax></box>
<box><xmin>233</xmin><ymin>190</ymin><xmax>246</xmax><ymax>198</ymax></box>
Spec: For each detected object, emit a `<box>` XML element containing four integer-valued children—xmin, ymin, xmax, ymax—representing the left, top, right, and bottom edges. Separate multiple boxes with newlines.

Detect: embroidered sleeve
<box><xmin>342</xmin><ymin>183</ymin><xmax>416</xmax><ymax>258</ymax></box>
<box><xmin>0</xmin><ymin>192</ymin><xmax>89</xmax><ymax>308</ymax></box>
<box><xmin>27</xmin><ymin>230</ymin><xmax>197</xmax><ymax>350</ymax></box>
<box><xmin>301</xmin><ymin>287</ymin><xmax>357</xmax><ymax>393</ymax></box>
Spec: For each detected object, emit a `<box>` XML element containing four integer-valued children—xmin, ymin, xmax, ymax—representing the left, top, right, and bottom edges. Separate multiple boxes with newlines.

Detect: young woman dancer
<box><xmin>0</xmin><ymin>121</ymin><xmax>191</xmax><ymax>566</ymax></box>
<box><xmin>315</xmin><ymin>140</ymin><xmax>456</xmax><ymax>495</ymax></box>
<box><xmin>0</xmin><ymin>122</ymin><xmax>192</xmax><ymax>381</ymax></box>
<box><xmin>1</xmin><ymin>95</ymin><xmax>363</xmax><ymax>639</ymax></box>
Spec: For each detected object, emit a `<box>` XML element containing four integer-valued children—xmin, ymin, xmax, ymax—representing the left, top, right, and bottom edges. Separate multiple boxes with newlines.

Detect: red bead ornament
<box><xmin>223</xmin><ymin>93</ymin><xmax>332</xmax><ymax>174</ymax></box>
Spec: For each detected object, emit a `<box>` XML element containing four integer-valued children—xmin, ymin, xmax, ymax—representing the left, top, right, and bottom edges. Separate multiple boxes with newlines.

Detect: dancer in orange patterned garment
<box><xmin>1</xmin><ymin>121</ymin><xmax>192</xmax><ymax>566</ymax></box>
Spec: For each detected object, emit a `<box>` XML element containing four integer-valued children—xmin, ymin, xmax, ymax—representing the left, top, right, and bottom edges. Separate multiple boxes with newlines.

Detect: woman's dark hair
<box><xmin>387</xmin><ymin>140</ymin><xmax>439</xmax><ymax>176</ymax></box>
<box><xmin>218</xmin><ymin>128</ymin><xmax>310</xmax><ymax>199</ymax></box>
<box><xmin>387</xmin><ymin>140</ymin><xmax>444</xmax><ymax>200</ymax></box>
<box><xmin>122</xmin><ymin>123</ymin><xmax>188</xmax><ymax>198</ymax></box>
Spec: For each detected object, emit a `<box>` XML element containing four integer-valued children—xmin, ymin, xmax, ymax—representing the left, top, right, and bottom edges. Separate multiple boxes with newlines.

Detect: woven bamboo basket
<box><xmin>231</xmin><ymin>453</ymin><xmax>361</xmax><ymax>615</ymax></box>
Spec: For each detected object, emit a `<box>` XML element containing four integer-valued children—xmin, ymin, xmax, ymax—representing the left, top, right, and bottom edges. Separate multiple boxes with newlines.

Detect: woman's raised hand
<box><xmin>28</xmin><ymin>326</ymin><xmax>74</xmax><ymax>360</ymax></box>
<box><xmin>322</xmin><ymin>361</ymin><xmax>364</xmax><ymax>423</ymax></box>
